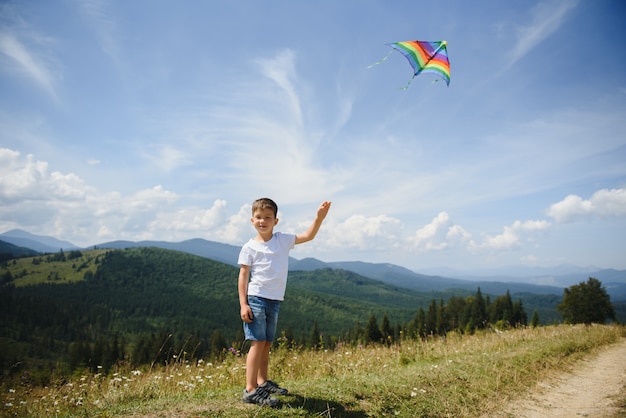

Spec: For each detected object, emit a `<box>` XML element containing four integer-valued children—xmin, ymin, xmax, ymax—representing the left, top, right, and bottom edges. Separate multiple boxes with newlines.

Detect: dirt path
<box><xmin>495</xmin><ymin>339</ymin><xmax>626</xmax><ymax>418</ymax></box>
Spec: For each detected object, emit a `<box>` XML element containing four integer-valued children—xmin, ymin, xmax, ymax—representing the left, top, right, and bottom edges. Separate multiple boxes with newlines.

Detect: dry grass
<box><xmin>2</xmin><ymin>324</ymin><xmax>624</xmax><ymax>417</ymax></box>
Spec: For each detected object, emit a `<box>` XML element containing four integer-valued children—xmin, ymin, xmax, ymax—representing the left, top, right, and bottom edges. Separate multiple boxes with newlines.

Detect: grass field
<box><xmin>2</xmin><ymin>250</ymin><xmax>109</xmax><ymax>287</ymax></box>
<box><xmin>2</xmin><ymin>324</ymin><xmax>624</xmax><ymax>417</ymax></box>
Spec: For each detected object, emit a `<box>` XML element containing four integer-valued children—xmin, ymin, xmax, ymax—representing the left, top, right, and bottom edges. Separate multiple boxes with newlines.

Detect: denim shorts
<box><xmin>243</xmin><ymin>295</ymin><xmax>281</xmax><ymax>342</ymax></box>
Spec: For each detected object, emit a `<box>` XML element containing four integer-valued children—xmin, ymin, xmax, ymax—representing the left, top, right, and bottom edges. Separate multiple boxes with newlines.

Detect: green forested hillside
<box><xmin>0</xmin><ymin>247</ymin><xmax>556</xmax><ymax>384</ymax></box>
<box><xmin>1</xmin><ymin>248</ymin><xmax>240</xmax><ymax>380</ymax></box>
<box><xmin>281</xmin><ymin>269</ymin><xmax>433</xmax><ymax>344</ymax></box>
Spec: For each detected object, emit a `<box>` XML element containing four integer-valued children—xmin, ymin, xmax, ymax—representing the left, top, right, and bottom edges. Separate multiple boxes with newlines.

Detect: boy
<box><xmin>238</xmin><ymin>198</ymin><xmax>331</xmax><ymax>406</ymax></box>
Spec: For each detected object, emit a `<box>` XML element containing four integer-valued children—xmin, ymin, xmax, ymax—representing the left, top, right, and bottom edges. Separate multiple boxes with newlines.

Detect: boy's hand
<box><xmin>317</xmin><ymin>201</ymin><xmax>331</xmax><ymax>220</ymax></box>
<box><xmin>240</xmin><ymin>305</ymin><xmax>253</xmax><ymax>323</ymax></box>
<box><xmin>295</xmin><ymin>201</ymin><xmax>332</xmax><ymax>244</ymax></box>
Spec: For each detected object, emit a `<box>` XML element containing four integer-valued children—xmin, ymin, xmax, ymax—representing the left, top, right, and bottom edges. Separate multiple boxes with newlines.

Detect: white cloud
<box><xmin>0</xmin><ymin>148</ymin><xmax>181</xmax><ymax>245</ymax></box>
<box><xmin>447</xmin><ymin>224</ymin><xmax>472</xmax><ymax>243</ymax></box>
<box><xmin>0</xmin><ymin>148</ymin><xmax>302</xmax><ymax>247</ymax></box>
<box><xmin>325</xmin><ymin>214</ymin><xmax>404</xmax><ymax>251</ymax></box>
<box><xmin>546</xmin><ymin>188</ymin><xmax>626</xmax><ymax>223</ymax></box>
<box><xmin>512</xmin><ymin>219</ymin><xmax>551</xmax><ymax>231</ymax></box>
<box><xmin>472</xmin><ymin>219</ymin><xmax>550</xmax><ymax>252</ymax></box>
<box><xmin>409</xmin><ymin>212</ymin><xmax>472</xmax><ymax>251</ymax></box>
<box><xmin>480</xmin><ymin>225</ymin><xmax>520</xmax><ymax>251</ymax></box>
<box><xmin>0</xmin><ymin>143</ymin><xmax>621</xmax><ymax>270</ymax></box>
<box><xmin>127</xmin><ymin>185</ymin><xmax>177</xmax><ymax>210</ymax></box>
<box><xmin>216</xmin><ymin>203</ymin><xmax>254</xmax><ymax>244</ymax></box>
<box><xmin>53</xmin><ymin>185</ymin><xmax>180</xmax><ymax>244</ymax></box>
<box><xmin>0</xmin><ymin>149</ymin><xmax>88</xmax><ymax>203</ymax></box>
<box><xmin>405</xmin><ymin>213</ymin><xmax>549</xmax><ymax>254</ymax></box>
<box><xmin>148</xmin><ymin>199</ymin><xmax>228</xmax><ymax>235</ymax></box>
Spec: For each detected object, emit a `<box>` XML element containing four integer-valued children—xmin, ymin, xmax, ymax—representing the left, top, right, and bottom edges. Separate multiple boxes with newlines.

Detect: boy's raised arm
<box><xmin>295</xmin><ymin>201</ymin><xmax>331</xmax><ymax>245</ymax></box>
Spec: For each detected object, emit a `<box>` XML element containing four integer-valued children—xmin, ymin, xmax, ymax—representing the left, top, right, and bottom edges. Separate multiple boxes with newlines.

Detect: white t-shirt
<box><xmin>238</xmin><ymin>232</ymin><xmax>296</xmax><ymax>301</ymax></box>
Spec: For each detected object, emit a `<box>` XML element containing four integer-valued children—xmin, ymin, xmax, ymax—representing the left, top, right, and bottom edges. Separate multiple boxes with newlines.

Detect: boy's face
<box><xmin>251</xmin><ymin>207</ymin><xmax>278</xmax><ymax>237</ymax></box>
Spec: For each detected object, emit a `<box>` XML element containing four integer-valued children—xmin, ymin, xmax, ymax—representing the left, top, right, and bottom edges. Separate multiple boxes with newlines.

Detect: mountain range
<box><xmin>1</xmin><ymin>228</ymin><xmax>625</xmax><ymax>300</ymax></box>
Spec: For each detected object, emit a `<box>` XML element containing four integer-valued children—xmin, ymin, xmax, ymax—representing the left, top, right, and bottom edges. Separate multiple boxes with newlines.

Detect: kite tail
<box><xmin>367</xmin><ymin>50</ymin><xmax>394</xmax><ymax>69</ymax></box>
<box><xmin>398</xmin><ymin>74</ymin><xmax>417</xmax><ymax>90</ymax></box>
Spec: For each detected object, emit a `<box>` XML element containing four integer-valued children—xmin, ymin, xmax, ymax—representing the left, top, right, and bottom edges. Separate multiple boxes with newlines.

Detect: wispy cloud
<box><xmin>72</xmin><ymin>0</ymin><xmax>120</xmax><ymax>63</ymax></box>
<box><xmin>255</xmin><ymin>49</ymin><xmax>304</xmax><ymax>127</ymax></box>
<box><xmin>196</xmin><ymin>49</ymin><xmax>344</xmax><ymax>204</ymax></box>
<box><xmin>0</xmin><ymin>32</ymin><xmax>59</xmax><ymax>101</ymax></box>
<box><xmin>505</xmin><ymin>0</ymin><xmax>579</xmax><ymax>69</ymax></box>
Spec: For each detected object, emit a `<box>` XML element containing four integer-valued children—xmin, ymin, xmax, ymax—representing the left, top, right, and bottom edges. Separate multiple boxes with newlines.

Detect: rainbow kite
<box><xmin>370</xmin><ymin>40</ymin><xmax>451</xmax><ymax>88</ymax></box>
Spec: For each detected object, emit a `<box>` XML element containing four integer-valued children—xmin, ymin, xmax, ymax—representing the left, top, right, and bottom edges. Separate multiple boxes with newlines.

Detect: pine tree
<box><xmin>309</xmin><ymin>320</ymin><xmax>321</xmax><ymax>349</ymax></box>
<box><xmin>436</xmin><ymin>298</ymin><xmax>447</xmax><ymax>336</ymax></box>
<box><xmin>425</xmin><ymin>299</ymin><xmax>438</xmax><ymax>336</ymax></box>
<box><xmin>530</xmin><ymin>310</ymin><xmax>540</xmax><ymax>327</ymax></box>
<box><xmin>467</xmin><ymin>287</ymin><xmax>488</xmax><ymax>331</ymax></box>
<box><xmin>416</xmin><ymin>307</ymin><xmax>426</xmax><ymax>338</ymax></box>
<box><xmin>366</xmin><ymin>315</ymin><xmax>383</xmax><ymax>344</ymax></box>
<box><xmin>380</xmin><ymin>314</ymin><xmax>393</xmax><ymax>345</ymax></box>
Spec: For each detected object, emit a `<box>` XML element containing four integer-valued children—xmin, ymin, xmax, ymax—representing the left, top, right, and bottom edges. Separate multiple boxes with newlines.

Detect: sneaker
<box><xmin>259</xmin><ymin>379</ymin><xmax>289</xmax><ymax>395</ymax></box>
<box><xmin>242</xmin><ymin>386</ymin><xmax>278</xmax><ymax>407</ymax></box>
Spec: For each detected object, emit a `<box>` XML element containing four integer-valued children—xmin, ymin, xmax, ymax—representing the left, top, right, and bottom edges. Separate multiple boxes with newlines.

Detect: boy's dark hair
<box><xmin>252</xmin><ymin>198</ymin><xmax>278</xmax><ymax>217</ymax></box>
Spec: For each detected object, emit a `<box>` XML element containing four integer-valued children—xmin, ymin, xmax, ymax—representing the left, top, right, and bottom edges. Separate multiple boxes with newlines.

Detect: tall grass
<box><xmin>2</xmin><ymin>324</ymin><xmax>624</xmax><ymax>417</ymax></box>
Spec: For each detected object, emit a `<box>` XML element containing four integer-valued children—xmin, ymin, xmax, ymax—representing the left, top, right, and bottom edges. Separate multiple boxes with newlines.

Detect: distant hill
<box><xmin>3</xmin><ymin>229</ymin><xmax>625</xmax><ymax>301</ymax></box>
<box><xmin>422</xmin><ymin>264</ymin><xmax>602</xmax><ymax>279</ymax></box>
<box><xmin>438</xmin><ymin>268</ymin><xmax>626</xmax><ymax>288</ymax></box>
<box><xmin>0</xmin><ymin>229</ymin><xmax>79</xmax><ymax>253</ymax></box>
<box><xmin>290</xmin><ymin>259</ymin><xmax>626</xmax><ymax>301</ymax></box>
<box><xmin>0</xmin><ymin>240</ymin><xmax>39</xmax><ymax>258</ymax></box>
<box><xmin>96</xmin><ymin>238</ymin><xmax>242</xmax><ymax>266</ymax></box>
<box><xmin>97</xmin><ymin>239</ymin><xmax>624</xmax><ymax>299</ymax></box>
<box><xmin>293</xmin><ymin>258</ymin><xmax>472</xmax><ymax>292</ymax></box>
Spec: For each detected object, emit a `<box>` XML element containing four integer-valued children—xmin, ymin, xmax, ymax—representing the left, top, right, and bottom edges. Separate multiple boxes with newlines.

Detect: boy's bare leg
<box><xmin>246</xmin><ymin>340</ymin><xmax>267</xmax><ymax>393</ymax></box>
<box><xmin>256</xmin><ymin>341</ymin><xmax>272</xmax><ymax>386</ymax></box>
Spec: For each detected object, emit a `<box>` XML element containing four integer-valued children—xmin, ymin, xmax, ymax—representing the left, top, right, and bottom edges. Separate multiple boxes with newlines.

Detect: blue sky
<box><xmin>1</xmin><ymin>0</ymin><xmax>625</xmax><ymax>273</ymax></box>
